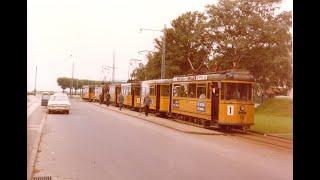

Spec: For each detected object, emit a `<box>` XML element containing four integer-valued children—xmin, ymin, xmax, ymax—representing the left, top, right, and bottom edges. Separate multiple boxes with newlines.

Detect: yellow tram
<box><xmin>82</xmin><ymin>85</ymin><xmax>95</xmax><ymax>101</ymax></box>
<box><xmin>93</xmin><ymin>85</ymin><xmax>103</xmax><ymax>102</ymax></box>
<box><xmin>121</xmin><ymin>82</ymin><xmax>141</xmax><ymax>110</ymax></box>
<box><xmin>171</xmin><ymin>70</ymin><xmax>254</xmax><ymax>129</ymax></box>
<box><xmin>109</xmin><ymin>83</ymin><xmax>122</xmax><ymax>106</ymax></box>
<box><xmin>141</xmin><ymin>79</ymin><xmax>172</xmax><ymax>115</ymax></box>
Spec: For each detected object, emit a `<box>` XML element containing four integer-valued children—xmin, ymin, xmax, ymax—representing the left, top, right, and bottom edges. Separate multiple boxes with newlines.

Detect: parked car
<box><xmin>41</xmin><ymin>94</ymin><xmax>50</xmax><ymax>106</ymax></box>
<box><xmin>47</xmin><ymin>93</ymin><xmax>71</xmax><ymax>114</ymax></box>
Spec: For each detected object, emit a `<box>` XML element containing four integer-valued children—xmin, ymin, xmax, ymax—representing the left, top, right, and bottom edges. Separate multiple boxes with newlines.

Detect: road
<box><xmin>33</xmin><ymin>99</ymin><xmax>292</xmax><ymax>180</ymax></box>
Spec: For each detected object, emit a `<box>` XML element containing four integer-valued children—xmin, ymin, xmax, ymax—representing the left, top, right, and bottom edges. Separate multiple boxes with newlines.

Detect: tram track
<box><xmin>223</xmin><ymin>128</ymin><xmax>293</xmax><ymax>150</ymax></box>
<box><xmin>171</xmin><ymin>118</ymin><xmax>292</xmax><ymax>150</ymax></box>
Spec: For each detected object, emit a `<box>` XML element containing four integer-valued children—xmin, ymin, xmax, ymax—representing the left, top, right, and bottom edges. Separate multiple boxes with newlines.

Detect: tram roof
<box><xmin>121</xmin><ymin>82</ymin><xmax>141</xmax><ymax>86</ymax></box>
<box><xmin>172</xmin><ymin>69</ymin><xmax>254</xmax><ymax>82</ymax></box>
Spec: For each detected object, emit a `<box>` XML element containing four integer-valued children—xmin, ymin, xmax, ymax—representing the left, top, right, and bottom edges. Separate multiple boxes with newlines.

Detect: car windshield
<box><xmin>50</xmin><ymin>96</ymin><xmax>68</xmax><ymax>101</ymax></box>
<box><xmin>42</xmin><ymin>95</ymin><xmax>50</xmax><ymax>99</ymax></box>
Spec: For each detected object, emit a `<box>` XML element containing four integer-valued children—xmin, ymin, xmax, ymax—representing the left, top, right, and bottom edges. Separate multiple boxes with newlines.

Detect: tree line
<box><xmin>131</xmin><ymin>0</ymin><xmax>292</xmax><ymax>94</ymax></box>
<box><xmin>57</xmin><ymin>77</ymin><xmax>103</xmax><ymax>93</ymax></box>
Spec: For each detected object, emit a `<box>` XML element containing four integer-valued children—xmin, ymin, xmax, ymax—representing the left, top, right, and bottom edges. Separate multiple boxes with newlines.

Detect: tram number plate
<box><xmin>137</xmin><ymin>98</ymin><xmax>140</xmax><ymax>104</ymax></box>
<box><xmin>197</xmin><ymin>101</ymin><xmax>206</xmax><ymax>112</ymax></box>
<box><xmin>227</xmin><ymin>105</ymin><xmax>234</xmax><ymax>116</ymax></box>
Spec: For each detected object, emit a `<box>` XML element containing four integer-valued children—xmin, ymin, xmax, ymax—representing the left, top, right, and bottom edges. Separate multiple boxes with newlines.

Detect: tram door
<box><xmin>156</xmin><ymin>85</ymin><xmax>161</xmax><ymax>111</ymax></box>
<box><xmin>211</xmin><ymin>82</ymin><xmax>219</xmax><ymax>122</ymax></box>
<box><xmin>115</xmin><ymin>86</ymin><xmax>121</xmax><ymax>105</ymax></box>
<box><xmin>131</xmin><ymin>86</ymin><xmax>135</xmax><ymax>107</ymax></box>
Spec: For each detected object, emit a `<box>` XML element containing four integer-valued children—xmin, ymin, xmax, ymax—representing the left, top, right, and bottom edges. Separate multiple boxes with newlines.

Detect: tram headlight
<box><xmin>240</xmin><ymin>105</ymin><xmax>245</xmax><ymax>111</ymax></box>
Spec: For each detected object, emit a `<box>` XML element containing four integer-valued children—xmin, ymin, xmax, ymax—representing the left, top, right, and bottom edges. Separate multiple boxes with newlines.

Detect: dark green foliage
<box><xmin>132</xmin><ymin>0</ymin><xmax>292</xmax><ymax>91</ymax></box>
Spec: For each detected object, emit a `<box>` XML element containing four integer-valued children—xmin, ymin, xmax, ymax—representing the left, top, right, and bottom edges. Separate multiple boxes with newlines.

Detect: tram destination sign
<box><xmin>173</xmin><ymin>75</ymin><xmax>207</xmax><ymax>81</ymax></box>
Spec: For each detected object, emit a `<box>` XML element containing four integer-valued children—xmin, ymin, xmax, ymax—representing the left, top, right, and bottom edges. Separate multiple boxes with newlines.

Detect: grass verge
<box><xmin>251</xmin><ymin>97</ymin><xmax>292</xmax><ymax>139</ymax></box>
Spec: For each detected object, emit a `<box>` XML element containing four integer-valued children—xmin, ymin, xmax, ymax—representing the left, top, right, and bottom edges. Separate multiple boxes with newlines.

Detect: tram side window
<box><xmin>179</xmin><ymin>83</ymin><xmax>188</xmax><ymax>97</ymax></box>
<box><xmin>173</xmin><ymin>85</ymin><xmax>180</xmax><ymax>97</ymax></box>
<box><xmin>149</xmin><ymin>85</ymin><xmax>155</xmax><ymax>96</ymax></box>
<box><xmin>188</xmin><ymin>83</ymin><xmax>196</xmax><ymax>98</ymax></box>
<box><xmin>161</xmin><ymin>85</ymin><xmax>170</xmax><ymax>96</ymax></box>
<box><xmin>197</xmin><ymin>84</ymin><xmax>206</xmax><ymax>99</ymax></box>
<box><xmin>122</xmin><ymin>88</ymin><xmax>125</xmax><ymax>95</ymax></box>
<box><xmin>127</xmin><ymin>86</ymin><xmax>131</xmax><ymax>95</ymax></box>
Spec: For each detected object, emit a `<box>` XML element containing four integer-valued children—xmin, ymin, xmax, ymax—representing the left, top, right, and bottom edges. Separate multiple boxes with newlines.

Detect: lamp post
<box><xmin>66</xmin><ymin>53</ymin><xmax>75</xmax><ymax>95</ymax></box>
<box><xmin>34</xmin><ymin>65</ymin><xmax>37</xmax><ymax>96</ymax></box>
<box><xmin>138</xmin><ymin>50</ymin><xmax>153</xmax><ymax>54</ymax></box>
<box><xmin>140</xmin><ymin>24</ymin><xmax>166</xmax><ymax>79</ymax></box>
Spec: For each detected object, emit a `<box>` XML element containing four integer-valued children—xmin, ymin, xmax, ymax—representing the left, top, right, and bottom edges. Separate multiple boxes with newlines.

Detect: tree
<box><xmin>57</xmin><ymin>77</ymin><xmax>70</xmax><ymax>92</ymax></box>
<box><xmin>132</xmin><ymin>0</ymin><xmax>292</xmax><ymax>93</ymax></box>
<box><xmin>133</xmin><ymin>11</ymin><xmax>212</xmax><ymax>80</ymax></box>
<box><xmin>167</xmin><ymin>11</ymin><xmax>212</xmax><ymax>74</ymax></box>
<box><xmin>205</xmin><ymin>0</ymin><xmax>292</xmax><ymax>90</ymax></box>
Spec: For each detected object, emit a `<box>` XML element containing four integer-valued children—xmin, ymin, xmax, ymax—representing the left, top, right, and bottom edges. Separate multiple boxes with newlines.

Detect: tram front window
<box><xmin>222</xmin><ymin>83</ymin><xmax>252</xmax><ymax>101</ymax></box>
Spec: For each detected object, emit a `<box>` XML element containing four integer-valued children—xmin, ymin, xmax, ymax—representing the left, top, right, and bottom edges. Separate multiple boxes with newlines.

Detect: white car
<box><xmin>47</xmin><ymin>94</ymin><xmax>71</xmax><ymax>114</ymax></box>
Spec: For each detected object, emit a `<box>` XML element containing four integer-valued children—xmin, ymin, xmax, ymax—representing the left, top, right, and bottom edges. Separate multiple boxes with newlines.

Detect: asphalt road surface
<box><xmin>33</xmin><ymin>99</ymin><xmax>292</xmax><ymax>180</ymax></box>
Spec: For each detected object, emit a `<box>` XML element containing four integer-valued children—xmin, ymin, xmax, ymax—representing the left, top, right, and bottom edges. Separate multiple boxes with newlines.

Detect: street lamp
<box><xmin>138</xmin><ymin>50</ymin><xmax>153</xmax><ymax>54</ymax></box>
<box><xmin>64</xmin><ymin>53</ymin><xmax>75</xmax><ymax>95</ymax></box>
<box><xmin>140</xmin><ymin>24</ymin><xmax>166</xmax><ymax>79</ymax></box>
<box><xmin>71</xmin><ymin>55</ymin><xmax>74</xmax><ymax>95</ymax></box>
<box><xmin>128</xmin><ymin>59</ymin><xmax>142</xmax><ymax>80</ymax></box>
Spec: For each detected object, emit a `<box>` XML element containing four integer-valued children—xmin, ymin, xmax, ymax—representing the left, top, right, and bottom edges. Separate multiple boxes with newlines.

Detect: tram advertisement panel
<box><xmin>172</xmin><ymin>99</ymin><xmax>179</xmax><ymax>108</ymax></box>
<box><xmin>197</xmin><ymin>101</ymin><xmax>206</xmax><ymax>112</ymax></box>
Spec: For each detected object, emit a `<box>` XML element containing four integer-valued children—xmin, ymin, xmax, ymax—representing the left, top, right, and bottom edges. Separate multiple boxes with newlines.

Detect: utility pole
<box><xmin>161</xmin><ymin>24</ymin><xmax>166</xmax><ymax>79</ymax></box>
<box><xmin>34</xmin><ymin>65</ymin><xmax>37</xmax><ymax>95</ymax></box>
<box><xmin>76</xmin><ymin>78</ymin><xmax>78</xmax><ymax>95</ymax></box>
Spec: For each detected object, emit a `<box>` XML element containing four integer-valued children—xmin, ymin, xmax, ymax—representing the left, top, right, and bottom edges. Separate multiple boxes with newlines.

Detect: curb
<box><xmin>91</xmin><ymin>102</ymin><xmax>223</xmax><ymax>136</ymax></box>
<box><xmin>27</xmin><ymin>109</ymin><xmax>48</xmax><ymax>180</ymax></box>
<box><xmin>248</xmin><ymin>130</ymin><xmax>293</xmax><ymax>141</ymax></box>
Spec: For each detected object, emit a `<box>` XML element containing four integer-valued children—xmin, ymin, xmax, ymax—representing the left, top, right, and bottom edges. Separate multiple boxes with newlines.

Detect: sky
<box><xmin>27</xmin><ymin>0</ymin><xmax>292</xmax><ymax>92</ymax></box>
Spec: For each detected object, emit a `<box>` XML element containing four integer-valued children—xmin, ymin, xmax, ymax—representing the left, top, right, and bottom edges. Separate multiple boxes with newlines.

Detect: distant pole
<box><xmin>34</xmin><ymin>65</ymin><xmax>37</xmax><ymax>95</ymax></box>
<box><xmin>71</xmin><ymin>60</ymin><xmax>74</xmax><ymax>95</ymax></box>
<box><xmin>112</xmin><ymin>51</ymin><xmax>115</xmax><ymax>83</ymax></box>
<box><xmin>140</xmin><ymin>25</ymin><xmax>166</xmax><ymax>79</ymax></box>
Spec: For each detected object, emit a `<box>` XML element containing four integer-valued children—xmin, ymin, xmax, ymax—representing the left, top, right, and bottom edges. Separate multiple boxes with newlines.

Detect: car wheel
<box><xmin>48</xmin><ymin>110</ymin><xmax>51</xmax><ymax>114</ymax></box>
<box><xmin>66</xmin><ymin>110</ymin><xmax>69</xmax><ymax>114</ymax></box>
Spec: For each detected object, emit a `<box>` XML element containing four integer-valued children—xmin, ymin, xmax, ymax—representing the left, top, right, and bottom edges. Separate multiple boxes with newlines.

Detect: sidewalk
<box><xmin>27</xmin><ymin>96</ymin><xmax>47</xmax><ymax>180</ymax></box>
<box><xmin>89</xmin><ymin>101</ymin><xmax>223</xmax><ymax>135</ymax></box>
